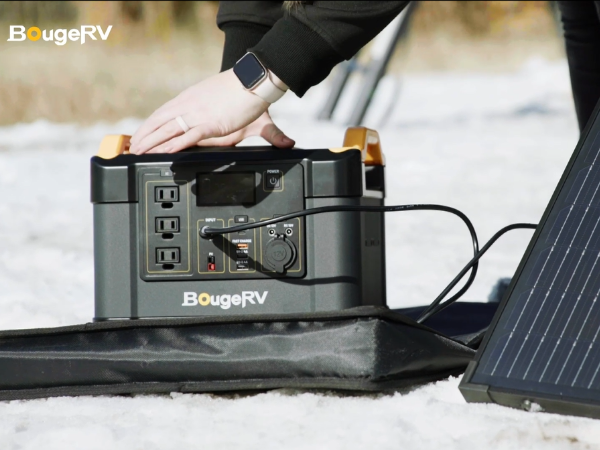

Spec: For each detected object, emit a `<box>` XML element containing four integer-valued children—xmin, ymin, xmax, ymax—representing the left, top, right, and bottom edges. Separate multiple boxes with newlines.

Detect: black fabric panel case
<box><xmin>0</xmin><ymin>307</ymin><xmax>474</xmax><ymax>400</ymax></box>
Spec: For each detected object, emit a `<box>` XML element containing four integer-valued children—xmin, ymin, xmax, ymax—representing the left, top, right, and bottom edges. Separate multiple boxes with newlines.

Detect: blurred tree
<box><xmin>412</xmin><ymin>1</ymin><xmax>556</xmax><ymax>38</ymax></box>
<box><xmin>121</xmin><ymin>1</ymin><xmax>144</xmax><ymax>23</ymax></box>
<box><xmin>0</xmin><ymin>1</ymin><xmax>78</xmax><ymax>25</ymax></box>
<box><xmin>172</xmin><ymin>1</ymin><xmax>197</xmax><ymax>26</ymax></box>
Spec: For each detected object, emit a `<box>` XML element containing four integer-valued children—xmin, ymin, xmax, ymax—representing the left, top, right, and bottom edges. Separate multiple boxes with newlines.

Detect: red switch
<box><xmin>208</xmin><ymin>263</ymin><xmax>216</xmax><ymax>272</ymax></box>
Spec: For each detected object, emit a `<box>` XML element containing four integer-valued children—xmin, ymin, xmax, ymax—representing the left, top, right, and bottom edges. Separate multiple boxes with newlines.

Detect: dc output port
<box><xmin>268</xmin><ymin>228</ymin><xmax>276</xmax><ymax>236</ymax></box>
<box><xmin>285</xmin><ymin>228</ymin><xmax>293</xmax><ymax>236</ymax></box>
<box><xmin>265</xmin><ymin>236</ymin><xmax>297</xmax><ymax>274</ymax></box>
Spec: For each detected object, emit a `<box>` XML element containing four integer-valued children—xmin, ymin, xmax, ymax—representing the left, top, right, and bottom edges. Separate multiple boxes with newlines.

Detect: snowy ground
<box><xmin>1</xmin><ymin>58</ymin><xmax>600</xmax><ymax>448</ymax></box>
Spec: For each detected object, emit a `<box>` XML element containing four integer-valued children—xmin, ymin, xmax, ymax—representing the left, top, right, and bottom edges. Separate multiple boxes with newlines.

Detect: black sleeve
<box><xmin>218</xmin><ymin>1</ymin><xmax>409</xmax><ymax>97</ymax></box>
<box><xmin>217</xmin><ymin>2</ymin><xmax>285</xmax><ymax>72</ymax></box>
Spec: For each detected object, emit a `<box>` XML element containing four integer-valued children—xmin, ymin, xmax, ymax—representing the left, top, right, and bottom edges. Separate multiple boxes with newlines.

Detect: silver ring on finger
<box><xmin>175</xmin><ymin>116</ymin><xmax>190</xmax><ymax>133</ymax></box>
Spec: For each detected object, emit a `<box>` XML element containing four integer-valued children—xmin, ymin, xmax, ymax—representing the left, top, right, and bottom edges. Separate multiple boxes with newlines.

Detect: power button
<box><xmin>264</xmin><ymin>170</ymin><xmax>283</xmax><ymax>190</ymax></box>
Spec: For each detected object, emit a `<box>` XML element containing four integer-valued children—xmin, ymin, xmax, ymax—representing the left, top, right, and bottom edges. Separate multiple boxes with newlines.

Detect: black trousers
<box><xmin>559</xmin><ymin>1</ymin><xmax>600</xmax><ymax>131</ymax></box>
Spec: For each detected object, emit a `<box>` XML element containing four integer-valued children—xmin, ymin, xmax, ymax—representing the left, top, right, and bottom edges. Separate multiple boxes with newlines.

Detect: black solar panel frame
<box><xmin>460</xmin><ymin>102</ymin><xmax>600</xmax><ymax>419</ymax></box>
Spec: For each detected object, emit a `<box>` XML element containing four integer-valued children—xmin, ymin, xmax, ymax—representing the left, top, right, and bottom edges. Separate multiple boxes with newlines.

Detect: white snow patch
<box><xmin>0</xmin><ymin>378</ymin><xmax>598</xmax><ymax>449</ymax></box>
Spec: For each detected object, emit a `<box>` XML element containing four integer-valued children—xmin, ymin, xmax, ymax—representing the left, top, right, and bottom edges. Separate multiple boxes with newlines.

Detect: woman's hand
<box><xmin>194</xmin><ymin>111</ymin><xmax>294</xmax><ymax>148</ymax></box>
<box><xmin>129</xmin><ymin>69</ymin><xmax>294</xmax><ymax>154</ymax></box>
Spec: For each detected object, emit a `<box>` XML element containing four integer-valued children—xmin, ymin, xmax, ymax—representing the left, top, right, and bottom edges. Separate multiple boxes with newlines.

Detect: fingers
<box><xmin>146</xmin><ymin>123</ymin><xmax>220</xmax><ymax>154</ymax></box>
<box><xmin>194</xmin><ymin>114</ymin><xmax>294</xmax><ymax>149</ymax></box>
<box><xmin>130</xmin><ymin>105</ymin><xmax>182</xmax><ymax>152</ymax></box>
<box><xmin>131</xmin><ymin>118</ymin><xmax>185</xmax><ymax>155</ymax></box>
<box><xmin>195</xmin><ymin>130</ymin><xmax>245</xmax><ymax>147</ymax></box>
<box><xmin>258</xmin><ymin>121</ymin><xmax>295</xmax><ymax>148</ymax></box>
<box><xmin>194</xmin><ymin>117</ymin><xmax>294</xmax><ymax>149</ymax></box>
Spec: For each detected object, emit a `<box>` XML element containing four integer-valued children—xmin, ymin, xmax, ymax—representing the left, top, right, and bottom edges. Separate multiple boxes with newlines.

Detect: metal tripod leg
<box><xmin>346</xmin><ymin>1</ymin><xmax>418</xmax><ymax>127</ymax></box>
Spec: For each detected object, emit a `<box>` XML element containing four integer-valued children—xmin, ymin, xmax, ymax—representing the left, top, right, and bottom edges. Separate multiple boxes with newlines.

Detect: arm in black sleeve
<box><xmin>217</xmin><ymin>1</ymin><xmax>285</xmax><ymax>72</ymax></box>
<box><xmin>250</xmin><ymin>1</ymin><xmax>410</xmax><ymax>97</ymax></box>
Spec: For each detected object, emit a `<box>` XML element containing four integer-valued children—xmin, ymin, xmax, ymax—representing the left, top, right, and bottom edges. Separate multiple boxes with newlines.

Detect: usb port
<box><xmin>235</xmin><ymin>243</ymin><xmax>249</xmax><ymax>260</ymax></box>
<box><xmin>236</xmin><ymin>260</ymin><xmax>249</xmax><ymax>271</ymax></box>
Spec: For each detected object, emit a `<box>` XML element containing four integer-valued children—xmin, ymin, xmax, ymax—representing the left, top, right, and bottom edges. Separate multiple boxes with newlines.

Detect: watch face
<box><xmin>234</xmin><ymin>53</ymin><xmax>267</xmax><ymax>89</ymax></box>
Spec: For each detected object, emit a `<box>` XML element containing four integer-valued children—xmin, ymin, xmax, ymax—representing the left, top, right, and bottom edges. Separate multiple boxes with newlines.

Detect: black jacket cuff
<box><xmin>250</xmin><ymin>16</ymin><xmax>343</xmax><ymax>98</ymax></box>
<box><xmin>220</xmin><ymin>22</ymin><xmax>271</xmax><ymax>72</ymax></box>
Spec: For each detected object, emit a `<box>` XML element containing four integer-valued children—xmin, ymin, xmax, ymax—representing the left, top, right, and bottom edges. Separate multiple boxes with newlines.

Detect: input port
<box><xmin>155</xmin><ymin>186</ymin><xmax>179</xmax><ymax>203</ymax></box>
<box><xmin>157</xmin><ymin>247</ymin><xmax>180</xmax><ymax>264</ymax></box>
<box><xmin>285</xmin><ymin>228</ymin><xmax>293</xmax><ymax>236</ymax></box>
<box><xmin>268</xmin><ymin>228</ymin><xmax>276</xmax><ymax>236</ymax></box>
<box><xmin>207</xmin><ymin>253</ymin><xmax>216</xmax><ymax>271</ymax></box>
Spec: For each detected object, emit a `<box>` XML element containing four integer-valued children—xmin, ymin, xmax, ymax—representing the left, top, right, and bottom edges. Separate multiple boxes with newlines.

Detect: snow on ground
<box><xmin>1</xmin><ymin>58</ymin><xmax>599</xmax><ymax>448</ymax></box>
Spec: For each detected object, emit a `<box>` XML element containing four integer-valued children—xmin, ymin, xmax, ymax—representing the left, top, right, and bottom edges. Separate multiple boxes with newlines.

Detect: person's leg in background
<box><xmin>558</xmin><ymin>1</ymin><xmax>600</xmax><ymax>132</ymax></box>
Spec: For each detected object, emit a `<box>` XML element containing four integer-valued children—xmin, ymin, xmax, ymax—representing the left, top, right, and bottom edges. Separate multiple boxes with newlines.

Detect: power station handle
<box><xmin>97</xmin><ymin>135</ymin><xmax>131</xmax><ymax>159</ymax></box>
<box><xmin>97</xmin><ymin>128</ymin><xmax>385</xmax><ymax>164</ymax></box>
<box><xmin>329</xmin><ymin>127</ymin><xmax>385</xmax><ymax>166</ymax></box>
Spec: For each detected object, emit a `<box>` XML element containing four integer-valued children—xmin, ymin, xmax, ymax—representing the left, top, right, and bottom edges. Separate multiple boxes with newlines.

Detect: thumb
<box><xmin>259</xmin><ymin>119</ymin><xmax>295</xmax><ymax>148</ymax></box>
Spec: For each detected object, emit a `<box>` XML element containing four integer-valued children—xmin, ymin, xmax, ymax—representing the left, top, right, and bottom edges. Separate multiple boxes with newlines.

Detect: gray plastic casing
<box><xmin>91</xmin><ymin>147</ymin><xmax>386</xmax><ymax>320</ymax></box>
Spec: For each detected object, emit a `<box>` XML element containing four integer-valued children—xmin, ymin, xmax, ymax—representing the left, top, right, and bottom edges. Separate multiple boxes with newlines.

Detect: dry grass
<box><xmin>393</xmin><ymin>1</ymin><xmax>564</xmax><ymax>73</ymax></box>
<box><xmin>0</xmin><ymin>1</ymin><xmax>565</xmax><ymax>125</ymax></box>
<box><xmin>0</xmin><ymin>32</ymin><xmax>223</xmax><ymax>125</ymax></box>
<box><xmin>0</xmin><ymin>1</ymin><xmax>223</xmax><ymax>125</ymax></box>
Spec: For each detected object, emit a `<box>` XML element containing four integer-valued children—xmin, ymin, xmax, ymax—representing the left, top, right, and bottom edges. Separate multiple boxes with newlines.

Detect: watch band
<box><xmin>251</xmin><ymin>72</ymin><xmax>287</xmax><ymax>104</ymax></box>
<box><xmin>234</xmin><ymin>52</ymin><xmax>289</xmax><ymax>104</ymax></box>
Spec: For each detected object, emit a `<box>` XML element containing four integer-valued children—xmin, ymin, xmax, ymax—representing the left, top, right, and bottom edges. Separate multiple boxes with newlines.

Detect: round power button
<box><xmin>264</xmin><ymin>171</ymin><xmax>282</xmax><ymax>190</ymax></box>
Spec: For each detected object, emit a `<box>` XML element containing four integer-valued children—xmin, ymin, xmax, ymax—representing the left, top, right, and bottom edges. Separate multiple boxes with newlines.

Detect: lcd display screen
<box><xmin>196</xmin><ymin>172</ymin><xmax>256</xmax><ymax>206</ymax></box>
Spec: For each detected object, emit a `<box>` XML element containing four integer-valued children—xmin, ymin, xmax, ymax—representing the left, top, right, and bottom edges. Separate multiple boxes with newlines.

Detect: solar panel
<box><xmin>460</xmin><ymin>105</ymin><xmax>600</xmax><ymax>419</ymax></box>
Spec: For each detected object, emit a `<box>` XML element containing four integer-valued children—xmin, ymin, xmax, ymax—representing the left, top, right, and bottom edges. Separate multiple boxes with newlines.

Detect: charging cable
<box><xmin>200</xmin><ymin>204</ymin><xmax>481</xmax><ymax>309</ymax></box>
<box><xmin>199</xmin><ymin>206</ymin><xmax>538</xmax><ymax>323</ymax></box>
<box><xmin>416</xmin><ymin>223</ymin><xmax>537</xmax><ymax>323</ymax></box>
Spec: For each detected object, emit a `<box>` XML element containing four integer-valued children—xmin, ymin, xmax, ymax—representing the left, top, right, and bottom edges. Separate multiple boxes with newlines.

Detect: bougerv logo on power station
<box><xmin>183</xmin><ymin>291</ymin><xmax>268</xmax><ymax>310</ymax></box>
<box><xmin>7</xmin><ymin>25</ymin><xmax>112</xmax><ymax>45</ymax></box>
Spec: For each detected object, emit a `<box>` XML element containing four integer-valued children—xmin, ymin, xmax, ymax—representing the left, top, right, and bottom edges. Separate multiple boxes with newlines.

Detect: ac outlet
<box><xmin>155</xmin><ymin>186</ymin><xmax>179</xmax><ymax>202</ymax></box>
<box><xmin>156</xmin><ymin>217</ymin><xmax>180</xmax><ymax>233</ymax></box>
<box><xmin>156</xmin><ymin>247</ymin><xmax>180</xmax><ymax>264</ymax></box>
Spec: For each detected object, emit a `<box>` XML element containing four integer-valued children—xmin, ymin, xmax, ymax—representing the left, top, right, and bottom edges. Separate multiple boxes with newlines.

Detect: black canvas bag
<box><xmin>0</xmin><ymin>305</ymin><xmax>492</xmax><ymax>400</ymax></box>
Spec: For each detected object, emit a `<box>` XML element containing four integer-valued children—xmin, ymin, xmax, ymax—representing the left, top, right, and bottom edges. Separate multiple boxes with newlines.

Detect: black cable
<box><xmin>416</xmin><ymin>223</ymin><xmax>537</xmax><ymax>324</ymax></box>
<box><xmin>201</xmin><ymin>203</ymin><xmax>480</xmax><ymax>307</ymax></box>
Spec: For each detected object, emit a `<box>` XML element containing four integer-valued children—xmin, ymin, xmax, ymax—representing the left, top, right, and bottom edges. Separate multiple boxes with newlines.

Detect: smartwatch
<box><xmin>233</xmin><ymin>52</ymin><xmax>288</xmax><ymax>104</ymax></box>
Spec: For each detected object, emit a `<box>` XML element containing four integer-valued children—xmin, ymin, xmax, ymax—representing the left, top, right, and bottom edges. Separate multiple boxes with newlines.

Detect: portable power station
<box><xmin>91</xmin><ymin>128</ymin><xmax>387</xmax><ymax>320</ymax></box>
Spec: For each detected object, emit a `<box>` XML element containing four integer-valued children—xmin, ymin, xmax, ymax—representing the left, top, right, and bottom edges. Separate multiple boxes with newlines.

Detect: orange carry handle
<box><xmin>329</xmin><ymin>127</ymin><xmax>385</xmax><ymax>166</ymax></box>
<box><xmin>97</xmin><ymin>135</ymin><xmax>131</xmax><ymax>159</ymax></box>
<box><xmin>343</xmin><ymin>127</ymin><xmax>385</xmax><ymax>166</ymax></box>
<box><xmin>97</xmin><ymin>127</ymin><xmax>385</xmax><ymax>164</ymax></box>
